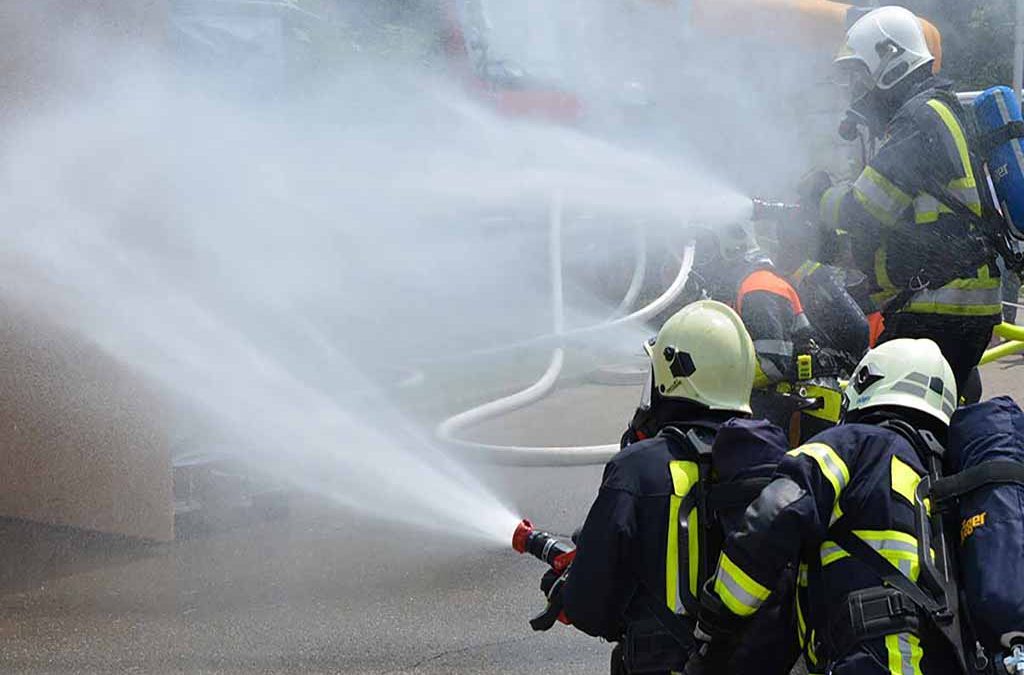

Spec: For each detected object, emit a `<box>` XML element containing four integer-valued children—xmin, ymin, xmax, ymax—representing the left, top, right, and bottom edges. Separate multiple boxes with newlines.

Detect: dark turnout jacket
<box><xmin>562</xmin><ymin>418</ymin><xmax>798</xmax><ymax>674</ymax></box>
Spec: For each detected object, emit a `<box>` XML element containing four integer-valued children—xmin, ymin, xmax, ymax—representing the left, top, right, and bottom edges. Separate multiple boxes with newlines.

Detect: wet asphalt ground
<box><xmin>1</xmin><ymin>360</ymin><xmax>1021</xmax><ymax>674</ymax></box>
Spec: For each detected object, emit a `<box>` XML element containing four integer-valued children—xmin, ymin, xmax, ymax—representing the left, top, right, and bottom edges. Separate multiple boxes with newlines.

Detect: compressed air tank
<box><xmin>972</xmin><ymin>86</ymin><xmax>1024</xmax><ymax>239</ymax></box>
<box><xmin>947</xmin><ymin>396</ymin><xmax>1024</xmax><ymax>655</ymax></box>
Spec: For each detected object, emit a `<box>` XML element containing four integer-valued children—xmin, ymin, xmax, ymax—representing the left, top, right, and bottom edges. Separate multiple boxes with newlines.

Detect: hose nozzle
<box><xmin>512</xmin><ymin>519</ymin><xmax>575</xmax><ymax>573</ymax></box>
<box><xmin>751</xmin><ymin>197</ymin><xmax>801</xmax><ymax>222</ymax></box>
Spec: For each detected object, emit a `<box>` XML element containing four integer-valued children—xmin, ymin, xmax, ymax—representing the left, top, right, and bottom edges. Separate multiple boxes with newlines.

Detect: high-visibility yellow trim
<box><xmin>787</xmin><ymin>443</ymin><xmax>850</xmax><ymax>503</ymax></box>
<box><xmin>820</xmin><ymin>530</ymin><xmax>922</xmax><ymax>581</ymax></box>
<box><xmin>714</xmin><ymin>552</ymin><xmax>771</xmax><ymax>617</ymax></box>
<box><xmin>687</xmin><ymin>507</ymin><xmax>699</xmax><ymax>598</ymax></box>
<box><xmin>891</xmin><ymin>456</ymin><xmax>922</xmax><ymax>505</ymax></box>
<box><xmin>666</xmin><ymin>461</ymin><xmax>698</xmax><ymax>611</ymax></box>
<box><xmin>792</xmin><ymin>260</ymin><xmax>822</xmax><ymax>287</ymax></box>
<box><xmin>854</xmin><ymin>167</ymin><xmax>913</xmax><ymax>226</ymax></box>
<box><xmin>874</xmin><ymin>242</ymin><xmax>898</xmax><ymax>292</ymax></box>
<box><xmin>830</xmin><ymin>501</ymin><xmax>844</xmax><ymax>527</ymax></box>
<box><xmin>820</xmin><ymin>185</ymin><xmax>849</xmax><ymax>229</ymax></box>
<box><xmin>753</xmin><ymin>361</ymin><xmax>771</xmax><ymax>389</ymax></box>
<box><xmin>926</xmin><ymin>99</ymin><xmax>980</xmax><ymax>213</ymax></box>
<box><xmin>886</xmin><ymin>632</ymin><xmax>924</xmax><ymax>675</ymax></box>
<box><xmin>669</xmin><ymin>461</ymin><xmax>699</xmax><ymax>497</ymax></box>
<box><xmin>905</xmin><ymin>276</ymin><xmax>1003</xmax><ymax>316</ymax></box>
<box><xmin>802</xmin><ymin>384</ymin><xmax>843</xmax><ymax>423</ymax></box>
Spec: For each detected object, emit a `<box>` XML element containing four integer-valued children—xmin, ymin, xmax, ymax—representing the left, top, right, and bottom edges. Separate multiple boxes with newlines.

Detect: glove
<box><xmin>797</xmin><ymin>169</ymin><xmax>833</xmax><ymax>213</ymax></box>
<box><xmin>531</xmin><ymin>565</ymin><xmax>571</xmax><ymax>631</ymax></box>
<box><xmin>539</xmin><ymin>566</ymin><xmax>566</xmax><ymax>597</ymax></box>
<box><xmin>682</xmin><ymin>581</ymin><xmax>748</xmax><ymax>673</ymax></box>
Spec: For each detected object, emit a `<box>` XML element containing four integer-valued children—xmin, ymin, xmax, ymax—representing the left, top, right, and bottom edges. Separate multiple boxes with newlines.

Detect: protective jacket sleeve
<box><xmin>561</xmin><ymin>463</ymin><xmax>638</xmax><ymax>640</ymax></box>
<box><xmin>737</xmin><ymin>270</ymin><xmax>809</xmax><ymax>387</ymax></box>
<box><xmin>710</xmin><ymin>442</ymin><xmax>850</xmax><ymax>619</ymax></box>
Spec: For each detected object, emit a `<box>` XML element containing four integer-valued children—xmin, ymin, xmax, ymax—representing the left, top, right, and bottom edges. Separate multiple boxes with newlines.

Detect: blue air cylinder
<box><xmin>972</xmin><ymin>86</ymin><xmax>1024</xmax><ymax>239</ymax></box>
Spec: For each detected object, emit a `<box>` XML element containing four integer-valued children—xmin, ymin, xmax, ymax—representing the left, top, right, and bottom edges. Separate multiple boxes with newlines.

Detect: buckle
<box><xmin>886</xmin><ymin>592</ymin><xmax>912</xmax><ymax>617</ymax></box>
<box><xmin>909</xmin><ymin>273</ymin><xmax>930</xmax><ymax>292</ymax></box>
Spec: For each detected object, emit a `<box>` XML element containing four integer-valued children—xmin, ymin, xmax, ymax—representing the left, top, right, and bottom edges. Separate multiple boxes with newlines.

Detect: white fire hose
<box><xmin>437</xmin><ymin>193</ymin><xmax>694</xmax><ymax>466</ymax></box>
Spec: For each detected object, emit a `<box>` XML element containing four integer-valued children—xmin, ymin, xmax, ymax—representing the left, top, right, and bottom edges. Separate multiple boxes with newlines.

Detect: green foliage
<box><xmin>896</xmin><ymin>0</ymin><xmax>1016</xmax><ymax>90</ymax></box>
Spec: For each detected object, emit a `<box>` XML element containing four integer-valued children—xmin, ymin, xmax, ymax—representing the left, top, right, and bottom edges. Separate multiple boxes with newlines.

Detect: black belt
<box><xmin>827</xmin><ymin>586</ymin><xmax>921</xmax><ymax>659</ymax></box>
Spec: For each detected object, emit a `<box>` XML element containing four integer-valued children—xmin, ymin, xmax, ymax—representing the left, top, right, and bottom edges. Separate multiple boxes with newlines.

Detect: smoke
<box><xmin>0</xmin><ymin>1</ymin><xmax>831</xmax><ymax>545</ymax></box>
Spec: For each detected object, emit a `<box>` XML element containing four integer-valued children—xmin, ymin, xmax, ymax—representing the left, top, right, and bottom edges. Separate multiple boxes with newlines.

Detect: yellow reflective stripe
<box><xmin>913</xmin><ymin>193</ymin><xmax>953</xmax><ymax>224</ymax></box>
<box><xmin>714</xmin><ymin>553</ymin><xmax>771</xmax><ymax>617</ymax></box>
<box><xmin>666</xmin><ymin>493</ymin><xmax>681</xmax><ymax>610</ymax></box>
<box><xmin>874</xmin><ymin>242</ymin><xmax>897</xmax><ymax>294</ymax></box>
<box><xmin>925</xmin><ymin>99</ymin><xmax>982</xmax><ymax>216</ymax></box>
<box><xmin>687</xmin><ymin>507</ymin><xmax>699</xmax><ymax>598</ymax></box>
<box><xmin>820</xmin><ymin>530</ymin><xmax>921</xmax><ymax>581</ymax></box>
<box><xmin>669</xmin><ymin>461</ymin><xmax>699</xmax><ymax>497</ymax></box>
<box><xmin>926</xmin><ymin>99</ymin><xmax>977</xmax><ymax>190</ymax></box>
<box><xmin>886</xmin><ymin>632</ymin><xmax>924</xmax><ymax>675</ymax></box>
<box><xmin>854</xmin><ymin>166</ymin><xmax>913</xmax><ymax>226</ymax></box>
<box><xmin>830</xmin><ymin>501</ymin><xmax>844</xmax><ymax>527</ymax></box>
<box><xmin>891</xmin><ymin>456</ymin><xmax>922</xmax><ymax>505</ymax></box>
<box><xmin>787</xmin><ymin>443</ymin><xmax>850</xmax><ymax>503</ymax></box>
<box><xmin>752</xmin><ymin>360</ymin><xmax>772</xmax><ymax>389</ymax></box>
<box><xmin>905</xmin><ymin>281</ymin><xmax>1003</xmax><ymax>315</ymax></box>
<box><xmin>665</xmin><ymin>461</ymin><xmax>698</xmax><ymax>611</ymax></box>
<box><xmin>792</xmin><ymin>260</ymin><xmax>822</xmax><ymax>287</ymax></box>
<box><xmin>820</xmin><ymin>185</ymin><xmax>849</xmax><ymax>228</ymax></box>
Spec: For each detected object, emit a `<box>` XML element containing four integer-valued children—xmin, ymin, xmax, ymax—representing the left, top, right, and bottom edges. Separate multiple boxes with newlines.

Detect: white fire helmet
<box><xmin>845</xmin><ymin>338</ymin><xmax>957</xmax><ymax>426</ymax></box>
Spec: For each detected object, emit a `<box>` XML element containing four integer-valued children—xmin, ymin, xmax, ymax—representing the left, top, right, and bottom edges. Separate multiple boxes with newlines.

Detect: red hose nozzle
<box><xmin>512</xmin><ymin>519</ymin><xmax>576</xmax><ymax>571</ymax></box>
<box><xmin>512</xmin><ymin>519</ymin><xmax>533</xmax><ymax>554</ymax></box>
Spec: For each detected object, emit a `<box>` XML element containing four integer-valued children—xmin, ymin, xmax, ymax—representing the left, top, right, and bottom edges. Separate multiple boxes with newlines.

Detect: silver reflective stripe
<box><xmin>820</xmin><ymin>542</ymin><xmax>844</xmax><ymax>561</ymax></box>
<box><xmin>854</xmin><ymin>168</ymin><xmax>912</xmax><ymax>226</ymax></box>
<box><xmin>753</xmin><ymin>339</ymin><xmax>794</xmax><ymax>357</ymax></box>
<box><xmin>892</xmin><ymin>381</ymin><xmax>928</xmax><ymax>397</ymax></box>
<box><xmin>909</xmin><ymin>285</ymin><xmax>1002</xmax><ymax>307</ymax></box>
<box><xmin>819</xmin><ymin>452</ymin><xmax>849</xmax><ymax>493</ymax></box>
<box><xmin>792</xmin><ymin>313</ymin><xmax>812</xmax><ymax>332</ymax></box>
<box><xmin>905</xmin><ymin>372</ymin><xmax>929</xmax><ymax>386</ymax></box>
<box><xmin>943</xmin><ymin>387</ymin><xmax>957</xmax><ymax>409</ymax></box>
<box><xmin>820</xmin><ymin>535</ymin><xmax>917</xmax><ymax>566</ymax></box>
<box><xmin>897</xmin><ymin>633</ymin><xmax>917</xmax><ymax>675</ymax></box>
<box><xmin>949</xmin><ymin>184</ymin><xmax>982</xmax><ymax>210</ymax></box>
<box><xmin>820</xmin><ymin>185</ymin><xmax>849</xmax><ymax>228</ymax></box>
<box><xmin>862</xmin><ymin>537</ymin><xmax>916</xmax><ymax>556</ymax></box>
<box><xmin>759</xmin><ymin>358</ymin><xmax>785</xmax><ymax>381</ymax></box>
<box><xmin>716</xmin><ymin>567</ymin><xmax>767</xmax><ymax>613</ymax></box>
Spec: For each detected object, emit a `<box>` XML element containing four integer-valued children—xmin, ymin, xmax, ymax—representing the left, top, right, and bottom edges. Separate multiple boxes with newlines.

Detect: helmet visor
<box><xmin>833</xmin><ymin>60</ymin><xmax>874</xmax><ymax>101</ymax></box>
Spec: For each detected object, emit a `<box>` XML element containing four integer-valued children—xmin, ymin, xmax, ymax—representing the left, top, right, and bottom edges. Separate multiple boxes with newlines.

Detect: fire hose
<box><xmin>435</xmin><ymin>191</ymin><xmax>694</xmax><ymax>466</ymax></box>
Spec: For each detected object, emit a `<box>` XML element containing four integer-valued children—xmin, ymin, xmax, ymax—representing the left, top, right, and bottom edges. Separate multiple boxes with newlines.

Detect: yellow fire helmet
<box><xmin>644</xmin><ymin>300</ymin><xmax>756</xmax><ymax>414</ymax></box>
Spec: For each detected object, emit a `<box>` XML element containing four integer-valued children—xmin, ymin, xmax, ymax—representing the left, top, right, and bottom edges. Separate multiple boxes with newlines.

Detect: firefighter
<box><xmin>689</xmin><ymin>223</ymin><xmax>852</xmax><ymax>445</ymax></box>
<box><xmin>685</xmin><ymin>338</ymin><xmax>963</xmax><ymax>675</ymax></box>
<box><xmin>543</xmin><ymin>301</ymin><xmax>799</xmax><ymax>675</ymax></box>
<box><xmin>812</xmin><ymin>6</ymin><xmax>1001</xmax><ymax>393</ymax></box>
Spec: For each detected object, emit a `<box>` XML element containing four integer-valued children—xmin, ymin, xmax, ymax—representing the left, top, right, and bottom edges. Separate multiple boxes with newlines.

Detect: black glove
<box><xmin>531</xmin><ymin>565</ymin><xmax>571</xmax><ymax>631</ymax></box>
<box><xmin>539</xmin><ymin>566</ymin><xmax>565</xmax><ymax>597</ymax></box>
<box><xmin>797</xmin><ymin>169</ymin><xmax>832</xmax><ymax>213</ymax></box>
<box><xmin>682</xmin><ymin>581</ymin><xmax>748</xmax><ymax>673</ymax></box>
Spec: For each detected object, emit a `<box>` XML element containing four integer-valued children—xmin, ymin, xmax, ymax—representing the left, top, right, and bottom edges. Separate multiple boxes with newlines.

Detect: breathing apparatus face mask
<box><xmin>834</xmin><ymin>60</ymin><xmax>887</xmax><ymax>141</ymax></box>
